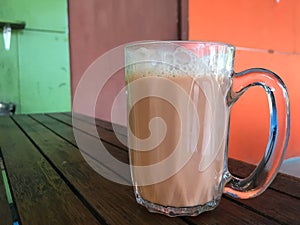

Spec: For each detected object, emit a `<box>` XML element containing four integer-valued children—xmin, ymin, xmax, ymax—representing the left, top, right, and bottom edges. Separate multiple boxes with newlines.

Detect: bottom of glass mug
<box><xmin>135</xmin><ymin>192</ymin><xmax>221</xmax><ymax>217</ymax></box>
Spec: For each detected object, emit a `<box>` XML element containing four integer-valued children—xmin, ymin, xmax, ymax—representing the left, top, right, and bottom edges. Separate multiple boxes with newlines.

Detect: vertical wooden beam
<box><xmin>178</xmin><ymin>0</ymin><xmax>189</xmax><ymax>40</ymax></box>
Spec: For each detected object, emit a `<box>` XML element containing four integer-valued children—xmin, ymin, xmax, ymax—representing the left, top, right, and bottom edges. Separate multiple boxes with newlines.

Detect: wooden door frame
<box><xmin>178</xmin><ymin>0</ymin><xmax>188</xmax><ymax>40</ymax></box>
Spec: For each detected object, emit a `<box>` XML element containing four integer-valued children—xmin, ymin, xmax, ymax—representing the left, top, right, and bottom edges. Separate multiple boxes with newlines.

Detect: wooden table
<box><xmin>0</xmin><ymin>113</ymin><xmax>299</xmax><ymax>225</ymax></box>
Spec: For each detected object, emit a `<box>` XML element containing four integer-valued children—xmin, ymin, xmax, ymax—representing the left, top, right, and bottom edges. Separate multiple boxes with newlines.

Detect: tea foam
<box><xmin>126</xmin><ymin>44</ymin><xmax>233</xmax><ymax>78</ymax></box>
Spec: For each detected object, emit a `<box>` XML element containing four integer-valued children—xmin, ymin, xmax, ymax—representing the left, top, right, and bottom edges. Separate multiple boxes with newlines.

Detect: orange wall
<box><xmin>189</xmin><ymin>0</ymin><xmax>300</xmax><ymax>164</ymax></box>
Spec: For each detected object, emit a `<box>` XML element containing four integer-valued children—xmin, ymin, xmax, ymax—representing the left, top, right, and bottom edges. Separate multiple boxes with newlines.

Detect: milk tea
<box><xmin>127</xmin><ymin>72</ymin><xmax>231</xmax><ymax>207</ymax></box>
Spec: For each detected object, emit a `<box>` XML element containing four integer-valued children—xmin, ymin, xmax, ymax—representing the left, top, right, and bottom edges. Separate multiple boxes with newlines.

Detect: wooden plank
<box><xmin>31</xmin><ymin>114</ymin><xmax>283</xmax><ymax>224</ymax></box>
<box><xmin>64</xmin><ymin>113</ymin><xmax>300</xmax><ymax>199</ymax></box>
<box><xmin>64</xmin><ymin>112</ymin><xmax>127</xmax><ymax>136</ymax></box>
<box><xmin>0</xmin><ymin>156</ymin><xmax>13</xmax><ymax>225</ymax></box>
<box><xmin>223</xmin><ymin>160</ymin><xmax>300</xmax><ymax>224</ymax></box>
<box><xmin>272</xmin><ymin>174</ymin><xmax>300</xmax><ymax>198</ymax></box>
<box><xmin>228</xmin><ymin>158</ymin><xmax>300</xmax><ymax>198</ymax></box>
<box><xmin>0</xmin><ymin>116</ymin><xmax>101</xmax><ymax>225</ymax></box>
<box><xmin>65</xmin><ymin>112</ymin><xmax>300</xmax><ymax>199</ymax></box>
<box><xmin>31</xmin><ymin>114</ymin><xmax>129</xmax><ymax>171</ymax></box>
<box><xmin>187</xmin><ymin>197</ymin><xmax>281</xmax><ymax>225</ymax></box>
<box><xmin>14</xmin><ymin>115</ymin><xmax>189</xmax><ymax>225</ymax></box>
<box><xmin>47</xmin><ymin>113</ymin><xmax>127</xmax><ymax>151</ymax></box>
<box><xmin>228</xmin><ymin>190</ymin><xmax>300</xmax><ymax>225</ymax></box>
<box><xmin>67</xmin><ymin>113</ymin><xmax>300</xmax><ymax>224</ymax></box>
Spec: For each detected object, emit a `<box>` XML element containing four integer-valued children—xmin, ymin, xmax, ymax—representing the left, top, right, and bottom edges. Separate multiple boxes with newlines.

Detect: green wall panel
<box><xmin>0</xmin><ymin>0</ymin><xmax>67</xmax><ymax>32</ymax></box>
<box><xmin>0</xmin><ymin>0</ymin><xmax>70</xmax><ymax>114</ymax></box>
<box><xmin>18</xmin><ymin>30</ymin><xmax>71</xmax><ymax>113</ymax></box>
<box><xmin>0</xmin><ymin>32</ymin><xmax>20</xmax><ymax>113</ymax></box>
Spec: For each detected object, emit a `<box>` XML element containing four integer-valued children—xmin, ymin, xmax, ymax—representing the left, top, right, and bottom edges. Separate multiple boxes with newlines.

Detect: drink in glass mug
<box><xmin>125</xmin><ymin>41</ymin><xmax>290</xmax><ymax>216</ymax></box>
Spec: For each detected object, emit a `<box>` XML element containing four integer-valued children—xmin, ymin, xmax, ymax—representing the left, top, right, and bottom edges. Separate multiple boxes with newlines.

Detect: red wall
<box><xmin>68</xmin><ymin>0</ymin><xmax>180</xmax><ymax>125</ymax></box>
<box><xmin>189</xmin><ymin>0</ymin><xmax>300</xmax><ymax>163</ymax></box>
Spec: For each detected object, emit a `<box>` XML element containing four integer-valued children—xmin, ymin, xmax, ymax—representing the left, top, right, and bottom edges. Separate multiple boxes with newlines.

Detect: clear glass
<box><xmin>125</xmin><ymin>41</ymin><xmax>290</xmax><ymax>217</ymax></box>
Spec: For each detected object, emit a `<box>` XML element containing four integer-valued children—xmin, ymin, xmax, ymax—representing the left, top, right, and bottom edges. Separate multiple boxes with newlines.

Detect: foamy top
<box><xmin>125</xmin><ymin>43</ymin><xmax>234</xmax><ymax>78</ymax></box>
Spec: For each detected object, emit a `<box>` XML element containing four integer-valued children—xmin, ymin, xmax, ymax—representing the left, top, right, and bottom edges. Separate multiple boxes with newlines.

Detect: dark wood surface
<box><xmin>178</xmin><ymin>0</ymin><xmax>189</xmax><ymax>40</ymax></box>
<box><xmin>0</xmin><ymin>113</ymin><xmax>299</xmax><ymax>225</ymax></box>
<box><xmin>0</xmin><ymin>157</ymin><xmax>12</xmax><ymax>225</ymax></box>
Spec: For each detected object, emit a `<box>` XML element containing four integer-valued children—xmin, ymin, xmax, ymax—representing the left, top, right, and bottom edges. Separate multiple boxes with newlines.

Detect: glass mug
<box><xmin>125</xmin><ymin>41</ymin><xmax>290</xmax><ymax>217</ymax></box>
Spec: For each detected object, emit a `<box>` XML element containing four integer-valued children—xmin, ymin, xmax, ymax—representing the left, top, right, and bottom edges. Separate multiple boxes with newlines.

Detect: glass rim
<box><xmin>125</xmin><ymin>40</ymin><xmax>235</xmax><ymax>50</ymax></box>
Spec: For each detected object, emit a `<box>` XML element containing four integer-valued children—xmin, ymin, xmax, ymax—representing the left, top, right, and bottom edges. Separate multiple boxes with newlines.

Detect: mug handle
<box><xmin>224</xmin><ymin>68</ymin><xmax>290</xmax><ymax>199</ymax></box>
